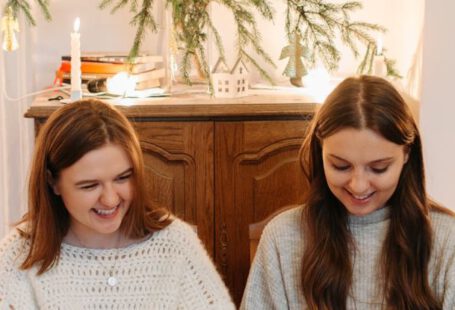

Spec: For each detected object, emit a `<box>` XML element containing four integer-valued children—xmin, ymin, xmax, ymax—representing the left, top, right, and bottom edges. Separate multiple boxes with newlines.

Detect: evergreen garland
<box><xmin>2</xmin><ymin>0</ymin><xmax>401</xmax><ymax>87</ymax></box>
<box><xmin>100</xmin><ymin>0</ymin><xmax>276</xmax><ymax>92</ymax></box>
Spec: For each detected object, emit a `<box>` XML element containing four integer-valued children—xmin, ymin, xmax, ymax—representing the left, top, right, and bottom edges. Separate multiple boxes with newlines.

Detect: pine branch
<box><xmin>6</xmin><ymin>0</ymin><xmax>34</xmax><ymax>25</ymax></box>
<box><xmin>249</xmin><ymin>0</ymin><xmax>274</xmax><ymax>20</ymax></box>
<box><xmin>35</xmin><ymin>0</ymin><xmax>51</xmax><ymax>21</ymax></box>
<box><xmin>205</xmin><ymin>10</ymin><xmax>225</xmax><ymax>62</ymax></box>
<box><xmin>285</xmin><ymin>4</ymin><xmax>292</xmax><ymax>40</ymax></box>
<box><xmin>220</xmin><ymin>0</ymin><xmax>276</xmax><ymax>82</ymax></box>
<box><xmin>129</xmin><ymin>0</ymin><xmax>156</xmax><ymax>60</ymax></box>
<box><xmin>98</xmin><ymin>0</ymin><xmax>275</xmax><ymax>88</ymax></box>
<box><xmin>283</xmin><ymin>0</ymin><xmax>393</xmax><ymax>78</ymax></box>
<box><xmin>357</xmin><ymin>43</ymin><xmax>375</xmax><ymax>74</ymax></box>
<box><xmin>197</xmin><ymin>45</ymin><xmax>213</xmax><ymax>94</ymax></box>
<box><xmin>111</xmin><ymin>0</ymin><xmax>130</xmax><ymax>14</ymax></box>
<box><xmin>180</xmin><ymin>48</ymin><xmax>193</xmax><ymax>85</ymax></box>
<box><xmin>385</xmin><ymin>56</ymin><xmax>402</xmax><ymax>78</ymax></box>
<box><xmin>241</xmin><ymin>50</ymin><xmax>274</xmax><ymax>85</ymax></box>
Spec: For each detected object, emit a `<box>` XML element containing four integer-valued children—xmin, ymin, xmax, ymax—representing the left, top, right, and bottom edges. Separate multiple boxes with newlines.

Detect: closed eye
<box><xmin>79</xmin><ymin>183</ymin><xmax>97</xmax><ymax>190</ymax></box>
<box><xmin>116</xmin><ymin>173</ymin><xmax>132</xmax><ymax>182</ymax></box>
<box><xmin>371</xmin><ymin>167</ymin><xmax>388</xmax><ymax>174</ymax></box>
<box><xmin>332</xmin><ymin>164</ymin><xmax>350</xmax><ymax>171</ymax></box>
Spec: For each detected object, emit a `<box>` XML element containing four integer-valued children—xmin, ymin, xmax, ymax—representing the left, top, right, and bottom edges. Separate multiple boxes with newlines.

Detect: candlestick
<box><xmin>71</xmin><ymin>17</ymin><xmax>82</xmax><ymax>101</ymax></box>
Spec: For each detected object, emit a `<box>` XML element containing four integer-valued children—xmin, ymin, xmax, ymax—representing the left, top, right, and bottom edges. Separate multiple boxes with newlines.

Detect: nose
<box><xmin>100</xmin><ymin>184</ymin><xmax>120</xmax><ymax>207</ymax></box>
<box><xmin>347</xmin><ymin>169</ymin><xmax>370</xmax><ymax>195</ymax></box>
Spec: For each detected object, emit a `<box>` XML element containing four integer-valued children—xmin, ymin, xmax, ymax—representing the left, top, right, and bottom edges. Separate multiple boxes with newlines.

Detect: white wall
<box><xmin>0</xmin><ymin>13</ymin><xmax>35</xmax><ymax>236</ymax></box>
<box><xmin>0</xmin><ymin>0</ymin><xmax>431</xmax><ymax>238</ymax></box>
<box><xmin>421</xmin><ymin>0</ymin><xmax>455</xmax><ymax>210</ymax></box>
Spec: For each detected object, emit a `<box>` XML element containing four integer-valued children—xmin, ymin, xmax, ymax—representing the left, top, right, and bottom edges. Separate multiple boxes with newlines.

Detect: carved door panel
<box><xmin>132</xmin><ymin>121</ymin><xmax>214</xmax><ymax>254</ymax></box>
<box><xmin>214</xmin><ymin>120</ymin><xmax>310</xmax><ymax>304</ymax></box>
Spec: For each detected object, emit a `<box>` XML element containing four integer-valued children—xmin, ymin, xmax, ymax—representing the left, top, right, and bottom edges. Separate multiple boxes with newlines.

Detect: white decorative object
<box><xmin>212</xmin><ymin>57</ymin><xmax>248</xmax><ymax>98</ymax></box>
<box><xmin>71</xmin><ymin>17</ymin><xmax>82</xmax><ymax>101</ymax></box>
<box><xmin>1</xmin><ymin>7</ymin><xmax>19</xmax><ymax>52</ymax></box>
<box><xmin>373</xmin><ymin>36</ymin><xmax>386</xmax><ymax>77</ymax></box>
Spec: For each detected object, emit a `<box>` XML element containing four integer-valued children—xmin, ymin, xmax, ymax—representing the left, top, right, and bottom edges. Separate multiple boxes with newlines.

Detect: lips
<box><xmin>345</xmin><ymin>189</ymin><xmax>375</xmax><ymax>203</ymax></box>
<box><xmin>352</xmin><ymin>193</ymin><xmax>374</xmax><ymax>200</ymax></box>
<box><xmin>92</xmin><ymin>205</ymin><xmax>119</xmax><ymax>217</ymax></box>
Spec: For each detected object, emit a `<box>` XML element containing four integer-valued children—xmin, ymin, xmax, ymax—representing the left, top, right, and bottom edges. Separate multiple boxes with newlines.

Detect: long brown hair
<box><xmin>300</xmin><ymin>75</ymin><xmax>445</xmax><ymax>309</ymax></box>
<box><xmin>20</xmin><ymin>98</ymin><xmax>171</xmax><ymax>274</ymax></box>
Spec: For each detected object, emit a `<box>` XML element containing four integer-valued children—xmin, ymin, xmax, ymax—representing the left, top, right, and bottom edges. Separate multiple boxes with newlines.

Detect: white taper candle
<box><xmin>71</xmin><ymin>17</ymin><xmax>82</xmax><ymax>101</ymax></box>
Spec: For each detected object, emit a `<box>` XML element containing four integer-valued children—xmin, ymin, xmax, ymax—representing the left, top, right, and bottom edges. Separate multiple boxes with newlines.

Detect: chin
<box><xmin>345</xmin><ymin>204</ymin><xmax>380</xmax><ymax>217</ymax></box>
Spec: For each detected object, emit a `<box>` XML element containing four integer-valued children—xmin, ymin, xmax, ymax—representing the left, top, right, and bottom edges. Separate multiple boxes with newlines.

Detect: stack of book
<box><xmin>55</xmin><ymin>52</ymin><xmax>165</xmax><ymax>90</ymax></box>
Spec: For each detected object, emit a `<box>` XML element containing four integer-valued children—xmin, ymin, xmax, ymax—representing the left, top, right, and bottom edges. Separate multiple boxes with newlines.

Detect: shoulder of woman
<box><xmin>0</xmin><ymin>227</ymin><xmax>28</xmax><ymax>270</ymax></box>
<box><xmin>151</xmin><ymin>218</ymin><xmax>200</xmax><ymax>246</ymax></box>
<box><xmin>430</xmin><ymin>209</ymin><xmax>455</xmax><ymax>245</ymax></box>
<box><xmin>261</xmin><ymin>205</ymin><xmax>303</xmax><ymax>243</ymax></box>
<box><xmin>430</xmin><ymin>209</ymin><xmax>455</xmax><ymax>231</ymax></box>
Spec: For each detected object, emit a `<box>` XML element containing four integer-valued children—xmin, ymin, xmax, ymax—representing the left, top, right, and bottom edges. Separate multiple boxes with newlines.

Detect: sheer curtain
<box><xmin>0</xmin><ymin>11</ymin><xmax>35</xmax><ymax>239</ymax></box>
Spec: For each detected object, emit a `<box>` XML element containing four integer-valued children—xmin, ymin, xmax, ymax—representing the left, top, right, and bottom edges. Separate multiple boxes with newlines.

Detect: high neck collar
<box><xmin>348</xmin><ymin>206</ymin><xmax>390</xmax><ymax>226</ymax></box>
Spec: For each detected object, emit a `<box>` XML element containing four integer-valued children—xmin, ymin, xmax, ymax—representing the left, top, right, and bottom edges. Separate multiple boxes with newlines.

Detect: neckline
<box><xmin>61</xmin><ymin>232</ymin><xmax>154</xmax><ymax>253</ymax></box>
<box><xmin>348</xmin><ymin>206</ymin><xmax>390</xmax><ymax>225</ymax></box>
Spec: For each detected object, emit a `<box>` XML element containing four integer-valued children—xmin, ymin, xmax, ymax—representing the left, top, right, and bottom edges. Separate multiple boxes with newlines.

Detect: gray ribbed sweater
<box><xmin>241</xmin><ymin>206</ymin><xmax>455</xmax><ymax>309</ymax></box>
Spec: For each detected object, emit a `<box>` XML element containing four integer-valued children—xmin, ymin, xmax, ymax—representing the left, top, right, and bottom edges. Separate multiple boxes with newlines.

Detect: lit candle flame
<box><xmin>73</xmin><ymin>17</ymin><xmax>80</xmax><ymax>33</ymax></box>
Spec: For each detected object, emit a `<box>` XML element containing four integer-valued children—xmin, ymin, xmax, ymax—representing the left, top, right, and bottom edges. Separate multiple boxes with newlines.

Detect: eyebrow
<box><xmin>328</xmin><ymin>154</ymin><xmax>394</xmax><ymax>164</ymax></box>
<box><xmin>74</xmin><ymin>167</ymin><xmax>133</xmax><ymax>186</ymax></box>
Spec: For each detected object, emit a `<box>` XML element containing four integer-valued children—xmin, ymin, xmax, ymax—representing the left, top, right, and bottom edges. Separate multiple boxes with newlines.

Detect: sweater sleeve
<box><xmin>0</xmin><ymin>230</ymin><xmax>37</xmax><ymax>309</ymax></box>
<box><xmin>430</xmin><ymin>211</ymin><xmax>455</xmax><ymax>309</ymax></box>
<box><xmin>442</xmin><ymin>247</ymin><xmax>455</xmax><ymax>309</ymax></box>
<box><xmin>175</xmin><ymin>222</ymin><xmax>235</xmax><ymax>310</ymax></box>
<box><xmin>438</xmin><ymin>218</ymin><xmax>455</xmax><ymax>309</ymax></box>
<box><xmin>240</xmin><ymin>221</ymin><xmax>289</xmax><ymax>310</ymax></box>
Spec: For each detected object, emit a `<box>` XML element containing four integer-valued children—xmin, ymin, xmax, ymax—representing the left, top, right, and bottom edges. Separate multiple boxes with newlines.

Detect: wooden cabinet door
<box><xmin>132</xmin><ymin>121</ymin><xmax>214</xmax><ymax>254</ymax></box>
<box><xmin>214</xmin><ymin>120</ymin><xmax>310</xmax><ymax>304</ymax></box>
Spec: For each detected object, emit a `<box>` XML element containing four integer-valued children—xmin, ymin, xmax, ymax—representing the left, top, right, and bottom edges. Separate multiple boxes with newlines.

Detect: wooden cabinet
<box><xmin>214</xmin><ymin>120</ymin><xmax>310</xmax><ymax>303</ymax></box>
<box><xmin>132</xmin><ymin>121</ymin><xmax>215</xmax><ymax>254</ymax></box>
<box><xmin>26</xmin><ymin>91</ymin><xmax>315</xmax><ymax>305</ymax></box>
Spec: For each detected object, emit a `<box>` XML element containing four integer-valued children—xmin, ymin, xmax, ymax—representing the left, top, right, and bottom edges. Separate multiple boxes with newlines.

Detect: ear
<box><xmin>47</xmin><ymin>170</ymin><xmax>61</xmax><ymax>195</ymax></box>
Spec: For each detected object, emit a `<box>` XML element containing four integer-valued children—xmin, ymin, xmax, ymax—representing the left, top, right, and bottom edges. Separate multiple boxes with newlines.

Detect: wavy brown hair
<box><xmin>19</xmin><ymin>98</ymin><xmax>171</xmax><ymax>274</ymax></box>
<box><xmin>299</xmin><ymin>75</ymin><xmax>447</xmax><ymax>309</ymax></box>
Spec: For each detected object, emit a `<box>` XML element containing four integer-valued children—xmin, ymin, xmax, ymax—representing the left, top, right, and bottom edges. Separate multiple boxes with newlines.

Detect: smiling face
<box><xmin>52</xmin><ymin>143</ymin><xmax>133</xmax><ymax>247</ymax></box>
<box><xmin>322</xmin><ymin>128</ymin><xmax>409</xmax><ymax>217</ymax></box>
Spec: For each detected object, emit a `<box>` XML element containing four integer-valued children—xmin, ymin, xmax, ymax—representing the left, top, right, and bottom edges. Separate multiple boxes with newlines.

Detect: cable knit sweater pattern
<box><xmin>241</xmin><ymin>206</ymin><xmax>455</xmax><ymax>310</ymax></box>
<box><xmin>0</xmin><ymin>219</ymin><xmax>235</xmax><ymax>310</ymax></box>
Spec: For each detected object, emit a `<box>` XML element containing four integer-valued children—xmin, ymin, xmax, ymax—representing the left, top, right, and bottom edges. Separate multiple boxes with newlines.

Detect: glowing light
<box><xmin>73</xmin><ymin>17</ymin><xmax>80</xmax><ymax>33</ymax></box>
<box><xmin>106</xmin><ymin>72</ymin><xmax>138</xmax><ymax>96</ymax></box>
<box><xmin>303</xmin><ymin>67</ymin><xmax>333</xmax><ymax>103</ymax></box>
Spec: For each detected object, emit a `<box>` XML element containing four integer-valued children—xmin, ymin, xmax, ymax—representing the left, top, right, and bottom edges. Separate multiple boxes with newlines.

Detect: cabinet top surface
<box><xmin>25</xmin><ymin>88</ymin><xmax>318</xmax><ymax>119</ymax></box>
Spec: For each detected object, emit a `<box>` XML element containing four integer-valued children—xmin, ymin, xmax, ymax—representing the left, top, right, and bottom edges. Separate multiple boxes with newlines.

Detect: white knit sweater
<box><xmin>0</xmin><ymin>219</ymin><xmax>235</xmax><ymax>309</ymax></box>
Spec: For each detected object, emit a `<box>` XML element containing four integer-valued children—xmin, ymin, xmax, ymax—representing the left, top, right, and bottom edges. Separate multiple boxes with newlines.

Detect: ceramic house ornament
<box><xmin>212</xmin><ymin>57</ymin><xmax>248</xmax><ymax>98</ymax></box>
